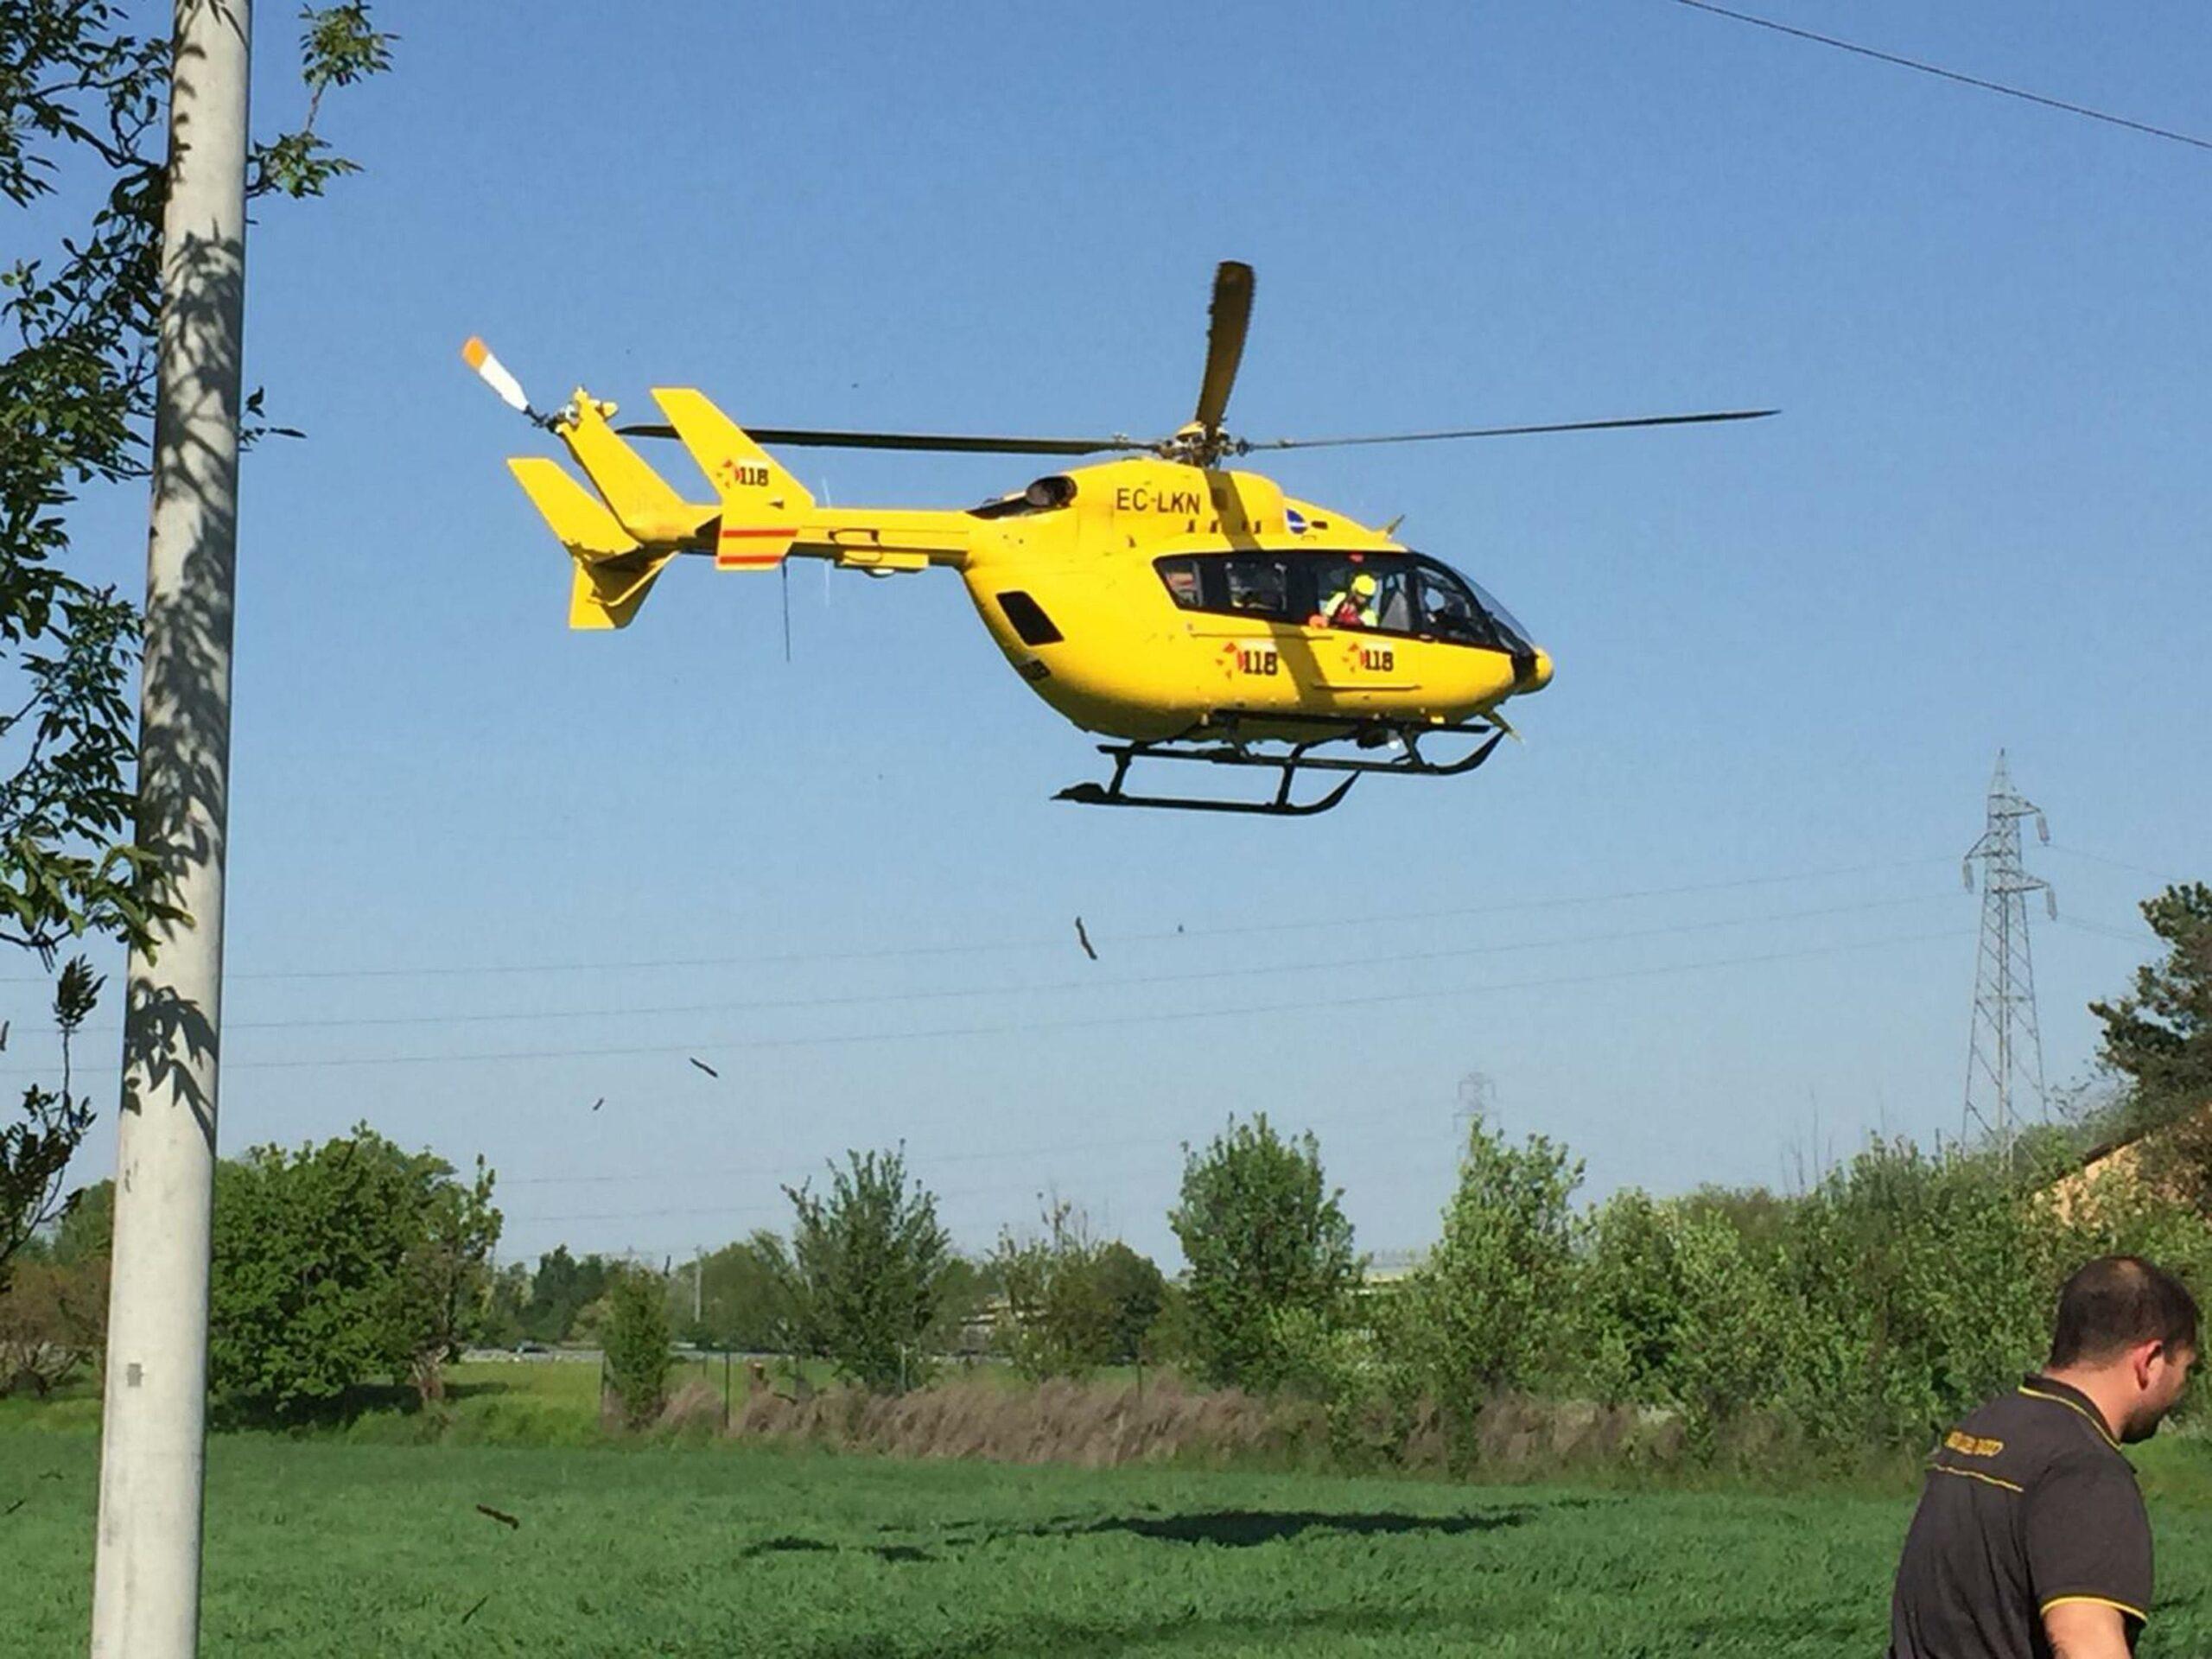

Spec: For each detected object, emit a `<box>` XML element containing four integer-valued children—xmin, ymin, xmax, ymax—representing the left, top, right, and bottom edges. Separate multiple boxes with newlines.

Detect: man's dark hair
<box><xmin>2050</xmin><ymin>1255</ymin><xmax>2200</xmax><ymax>1367</ymax></box>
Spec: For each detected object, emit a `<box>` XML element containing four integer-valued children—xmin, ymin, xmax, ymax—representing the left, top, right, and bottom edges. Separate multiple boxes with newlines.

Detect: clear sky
<box><xmin>12</xmin><ymin>1</ymin><xmax>2207</xmax><ymax>1271</ymax></box>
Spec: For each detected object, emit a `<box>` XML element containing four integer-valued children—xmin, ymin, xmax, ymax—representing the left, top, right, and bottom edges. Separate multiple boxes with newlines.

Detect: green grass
<box><xmin>9</xmin><ymin>1427</ymin><xmax>2212</xmax><ymax>1656</ymax></box>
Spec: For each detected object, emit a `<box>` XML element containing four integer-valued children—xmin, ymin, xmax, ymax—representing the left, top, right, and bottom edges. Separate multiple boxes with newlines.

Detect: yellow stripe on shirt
<box><xmin>1928</xmin><ymin>1463</ymin><xmax>2024</xmax><ymax>1495</ymax></box>
<box><xmin>2039</xmin><ymin>1594</ymin><xmax>2147</xmax><ymax>1622</ymax></box>
<box><xmin>2017</xmin><ymin>1386</ymin><xmax>2123</xmax><ymax>1451</ymax></box>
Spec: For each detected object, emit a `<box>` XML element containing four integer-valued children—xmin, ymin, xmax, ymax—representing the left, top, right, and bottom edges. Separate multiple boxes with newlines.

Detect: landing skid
<box><xmin>1054</xmin><ymin>715</ymin><xmax>1509</xmax><ymax>818</ymax></box>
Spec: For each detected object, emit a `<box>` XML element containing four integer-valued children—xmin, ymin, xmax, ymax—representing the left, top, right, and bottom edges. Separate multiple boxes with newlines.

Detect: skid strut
<box><xmin>1054</xmin><ymin>717</ymin><xmax>1508</xmax><ymax>817</ymax></box>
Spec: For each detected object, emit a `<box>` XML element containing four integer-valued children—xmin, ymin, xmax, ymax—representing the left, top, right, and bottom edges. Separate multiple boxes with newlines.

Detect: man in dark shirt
<box><xmin>1891</xmin><ymin>1255</ymin><xmax>2198</xmax><ymax>1659</ymax></box>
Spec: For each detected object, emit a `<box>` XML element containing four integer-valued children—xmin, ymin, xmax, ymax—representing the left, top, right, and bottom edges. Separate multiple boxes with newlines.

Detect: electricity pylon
<box><xmin>1962</xmin><ymin>751</ymin><xmax>2054</xmax><ymax>1156</ymax></box>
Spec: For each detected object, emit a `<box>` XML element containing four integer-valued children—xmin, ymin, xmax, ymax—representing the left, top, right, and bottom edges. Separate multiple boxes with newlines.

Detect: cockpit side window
<box><xmin>1414</xmin><ymin>563</ymin><xmax>1481</xmax><ymax>640</ymax></box>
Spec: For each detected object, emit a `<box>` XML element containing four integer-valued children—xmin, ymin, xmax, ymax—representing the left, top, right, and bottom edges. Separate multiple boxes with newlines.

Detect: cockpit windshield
<box><xmin>1152</xmin><ymin>549</ymin><xmax>1533</xmax><ymax>653</ymax></box>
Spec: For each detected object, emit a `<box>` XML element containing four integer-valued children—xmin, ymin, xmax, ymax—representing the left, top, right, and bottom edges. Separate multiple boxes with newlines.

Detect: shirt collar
<box><xmin>2020</xmin><ymin>1373</ymin><xmax>2123</xmax><ymax>1450</ymax></box>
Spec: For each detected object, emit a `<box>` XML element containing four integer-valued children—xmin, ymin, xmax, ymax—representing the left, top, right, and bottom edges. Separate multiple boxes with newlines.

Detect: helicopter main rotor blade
<box><xmin>617</xmin><ymin>423</ymin><xmax>1141</xmax><ymax>457</ymax></box>
<box><xmin>1193</xmin><ymin>261</ymin><xmax>1255</xmax><ymax>440</ymax></box>
<box><xmin>1237</xmin><ymin>408</ymin><xmax>1778</xmax><ymax>453</ymax></box>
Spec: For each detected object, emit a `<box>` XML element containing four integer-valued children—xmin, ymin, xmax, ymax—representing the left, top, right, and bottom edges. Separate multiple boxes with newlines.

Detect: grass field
<box><xmin>13</xmin><ymin>1368</ymin><xmax>2212</xmax><ymax>1656</ymax></box>
<box><xmin>10</xmin><ymin>1426</ymin><xmax>2212</xmax><ymax>1657</ymax></box>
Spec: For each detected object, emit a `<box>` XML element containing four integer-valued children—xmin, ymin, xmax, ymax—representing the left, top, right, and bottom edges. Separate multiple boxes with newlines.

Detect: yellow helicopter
<box><xmin>465</xmin><ymin>264</ymin><xmax>1770</xmax><ymax>815</ymax></box>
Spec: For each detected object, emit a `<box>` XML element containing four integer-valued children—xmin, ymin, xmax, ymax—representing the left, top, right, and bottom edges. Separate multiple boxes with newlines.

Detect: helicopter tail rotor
<box><xmin>461</xmin><ymin>336</ymin><xmax>550</xmax><ymax>425</ymax></box>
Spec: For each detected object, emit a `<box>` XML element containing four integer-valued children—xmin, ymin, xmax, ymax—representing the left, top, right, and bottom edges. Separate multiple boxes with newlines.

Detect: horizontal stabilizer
<box><xmin>651</xmin><ymin>388</ymin><xmax>816</xmax><ymax>570</ymax></box>
<box><xmin>505</xmin><ymin>458</ymin><xmax>675</xmax><ymax>629</ymax></box>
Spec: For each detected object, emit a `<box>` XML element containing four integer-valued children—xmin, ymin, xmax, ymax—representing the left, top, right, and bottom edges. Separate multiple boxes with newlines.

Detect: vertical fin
<box><xmin>650</xmin><ymin>388</ymin><xmax>816</xmax><ymax>570</ymax></box>
<box><xmin>554</xmin><ymin>391</ymin><xmax>711</xmax><ymax>546</ymax></box>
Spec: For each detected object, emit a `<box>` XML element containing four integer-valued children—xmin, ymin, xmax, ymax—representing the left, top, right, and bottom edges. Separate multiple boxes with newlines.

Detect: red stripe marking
<box><xmin>718</xmin><ymin>527</ymin><xmax>798</xmax><ymax>539</ymax></box>
<box><xmin>716</xmin><ymin>553</ymin><xmax>783</xmax><ymax>567</ymax></box>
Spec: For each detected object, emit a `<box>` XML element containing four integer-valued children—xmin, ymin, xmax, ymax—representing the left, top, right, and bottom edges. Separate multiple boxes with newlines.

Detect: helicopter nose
<box><xmin>1513</xmin><ymin>647</ymin><xmax>1554</xmax><ymax>693</ymax></box>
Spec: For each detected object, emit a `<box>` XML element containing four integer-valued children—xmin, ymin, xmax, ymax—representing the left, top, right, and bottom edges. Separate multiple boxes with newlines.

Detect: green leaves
<box><xmin>992</xmin><ymin>1201</ymin><xmax>1162</xmax><ymax>1382</ymax></box>
<box><xmin>1167</xmin><ymin>1114</ymin><xmax>1360</xmax><ymax>1391</ymax></box>
<box><xmin>0</xmin><ymin>955</ymin><xmax>102</xmax><ymax>1289</ymax></box>
<box><xmin>1397</xmin><ymin>1115</ymin><xmax>1583</xmax><ymax>1437</ymax></box>
<box><xmin>248</xmin><ymin>7</ymin><xmax>396</xmax><ymax>199</ymax></box>
<box><xmin>3</xmin><ymin>1</ymin><xmax>394</xmax><ymax>967</ymax></box>
<box><xmin>601</xmin><ymin>1265</ymin><xmax>671</xmax><ymax>1427</ymax></box>
<box><xmin>782</xmin><ymin>1146</ymin><xmax>953</xmax><ymax>1393</ymax></box>
<box><xmin>207</xmin><ymin>1128</ymin><xmax>502</xmax><ymax>1426</ymax></box>
<box><xmin>2091</xmin><ymin>881</ymin><xmax>2212</xmax><ymax>1119</ymax></box>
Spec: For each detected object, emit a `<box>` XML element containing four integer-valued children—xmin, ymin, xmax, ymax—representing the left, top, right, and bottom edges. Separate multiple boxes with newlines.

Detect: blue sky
<box><xmin>13</xmin><ymin>0</ymin><xmax>2208</xmax><ymax>1269</ymax></box>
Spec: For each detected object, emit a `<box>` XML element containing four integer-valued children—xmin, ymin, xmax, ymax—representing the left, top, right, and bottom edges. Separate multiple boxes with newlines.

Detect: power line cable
<box><xmin>12</xmin><ymin>922</ymin><xmax>1971</xmax><ymax>1076</ymax></box>
<box><xmin>0</xmin><ymin>855</ymin><xmax>1947</xmax><ymax>988</ymax></box>
<box><xmin>2045</xmin><ymin>843</ymin><xmax>2188</xmax><ymax>887</ymax></box>
<box><xmin>1674</xmin><ymin>0</ymin><xmax>2212</xmax><ymax>153</ymax></box>
<box><xmin>505</xmin><ymin>1098</ymin><xmax>1456</xmax><ymax>1217</ymax></box>
<box><xmin>2053</xmin><ymin>915</ymin><xmax>2157</xmax><ymax>945</ymax></box>
<box><xmin>137</xmin><ymin>891</ymin><xmax>1944</xmax><ymax>1035</ymax></box>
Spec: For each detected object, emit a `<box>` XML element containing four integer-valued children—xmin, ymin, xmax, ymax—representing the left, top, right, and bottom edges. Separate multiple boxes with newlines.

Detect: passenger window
<box><xmin>1154</xmin><ymin>556</ymin><xmax>1203</xmax><ymax>609</ymax></box>
<box><xmin>1224</xmin><ymin>556</ymin><xmax>1293</xmax><ymax>618</ymax></box>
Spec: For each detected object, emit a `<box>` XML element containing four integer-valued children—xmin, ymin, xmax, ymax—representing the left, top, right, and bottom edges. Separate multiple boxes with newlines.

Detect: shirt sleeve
<box><xmin>2024</xmin><ymin>1456</ymin><xmax>2153</xmax><ymax>1625</ymax></box>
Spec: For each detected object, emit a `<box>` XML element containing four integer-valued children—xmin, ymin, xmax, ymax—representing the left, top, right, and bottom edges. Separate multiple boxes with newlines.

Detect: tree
<box><xmin>1167</xmin><ymin>1114</ymin><xmax>1360</xmax><ymax>1390</ymax></box>
<box><xmin>0</xmin><ymin>955</ymin><xmax>98</xmax><ymax>1287</ymax></box>
<box><xmin>2092</xmin><ymin>883</ymin><xmax>2212</xmax><ymax>1121</ymax></box>
<box><xmin>1404</xmin><ymin>1112</ymin><xmax>1581</xmax><ymax>1420</ymax></box>
<box><xmin>207</xmin><ymin>1126</ymin><xmax>499</xmax><ymax>1425</ymax></box>
<box><xmin>521</xmin><ymin>1244</ymin><xmax>611</xmax><ymax>1343</ymax></box>
<box><xmin>390</xmin><ymin>1154</ymin><xmax>500</xmax><ymax>1404</ymax></box>
<box><xmin>601</xmin><ymin>1263</ymin><xmax>671</xmax><ymax>1428</ymax></box>
<box><xmin>2</xmin><ymin>0</ymin><xmax>394</xmax><ymax>1243</ymax></box>
<box><xmin>1094</xmin><ymin>1241</ymin><xmax>1167</xmax><ymax>1365</ymax></box>
<box><xmin>479</xmin><ymin>1258</ymin><xmax>530</xmax><ymax>1348</ymax></box>
<box><xmin>782</xmin><ymin>1147</ymin><xmax>952</xmax><ymax>1392</ymax></box>
<box><xmin>693</xmin><ymin>1230</ymin><xmax>796</xmax><ymax>1352</ymax></box>
<box><xmin>994</xmin><ymin>1198</ymin><xmax>1116</xmax><ymax>1381</ymax></box>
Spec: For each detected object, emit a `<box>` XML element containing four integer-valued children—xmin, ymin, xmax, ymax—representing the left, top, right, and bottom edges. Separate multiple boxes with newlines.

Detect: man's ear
<box><xmin>2133</xmin><ymin>1339</ymin><xmax>2165</xmax><ymax>1389</ymax></box>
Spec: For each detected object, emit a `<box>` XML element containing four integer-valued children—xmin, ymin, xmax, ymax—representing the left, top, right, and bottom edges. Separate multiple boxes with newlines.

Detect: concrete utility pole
<box><xmin>91</xmin><ymin>3</ymin><xmax>252</xmax><ymax>1654</ymax></box>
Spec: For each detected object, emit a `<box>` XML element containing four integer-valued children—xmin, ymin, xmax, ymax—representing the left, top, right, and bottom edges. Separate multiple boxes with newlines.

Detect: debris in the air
<box><xmin>3</xmin><ymin>1497</ymin><xmax>24</xmax><ymax>1518</ymax></box>
<box><xmin>591</xmin><ymin>1096</ymin><xmax>604</xmax><ymax>1112</ymax></box>
<box><xmin>690</xmin><ymin>1057</ymin><xmax>721</xmax><ymax>1078</ymax></box>
<box><xmin>475</xmin><ymin>1503</ymin><xmax>521</xmax><ymax>1529</ymax></box>
<box><xmin>1074</xmin><ymin>918</ymin><xmax>1097</xmax><ymax>961</ymax></box>
<box><xmin>460</xmin><ymin>1595</ymin><xmax>490</xmax><ymax>1625</ymax></box>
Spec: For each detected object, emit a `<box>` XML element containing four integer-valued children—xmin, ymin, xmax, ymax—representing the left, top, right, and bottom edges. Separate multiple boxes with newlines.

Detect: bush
<box><xmin>602</xmin><ymin>1266</ymin><xmax>672</xmax><ymax>1428</ymax></box>
<box><xmin>209</xmin><ymin>1135</ymin><xmax>419</xmax><ymax>1425</ymax></box>
<box><xmin>1573</xmin><ymin>1187</ymin><xmax>1688</xmax><ymax>1408</ymax></box>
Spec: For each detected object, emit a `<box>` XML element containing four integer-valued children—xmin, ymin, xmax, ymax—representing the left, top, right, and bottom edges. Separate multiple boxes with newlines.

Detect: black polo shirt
<box><xmin>1891</xmin><ymin>1374</ymin><xmax>2152</xmax><ymax>1658</ymax></box>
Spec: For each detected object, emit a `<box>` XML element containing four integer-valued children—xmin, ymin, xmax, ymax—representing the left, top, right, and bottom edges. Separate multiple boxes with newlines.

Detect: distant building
<box><xmin>2040</xmin><ymin>1102</ymin><xmax>2211</xmax><ymax>1222</ymax></box>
